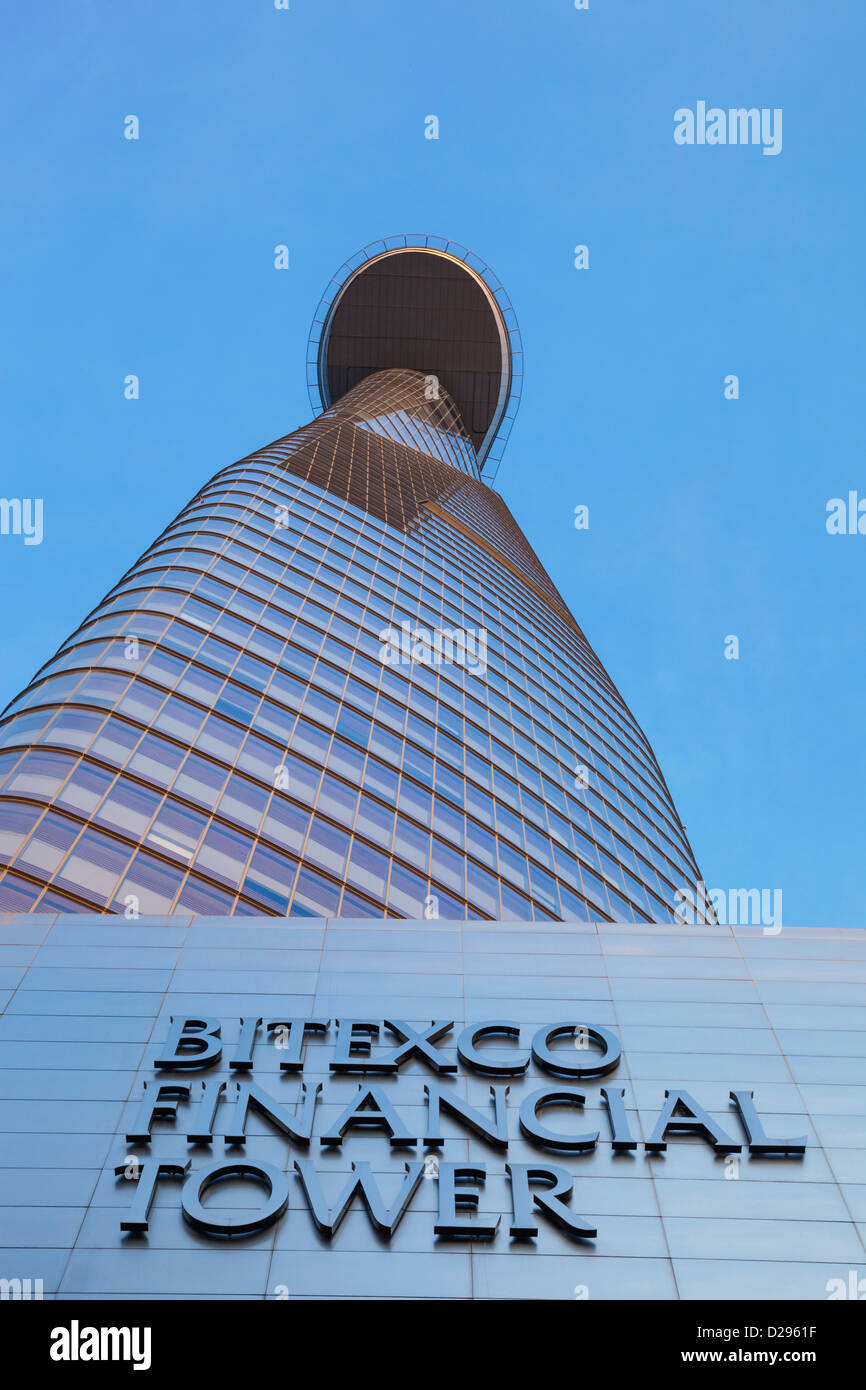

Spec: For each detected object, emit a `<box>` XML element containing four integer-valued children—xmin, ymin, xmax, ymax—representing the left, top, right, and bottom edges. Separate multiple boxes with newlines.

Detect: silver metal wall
<box><xmin>0</xmin><ymin>916</ymin><xmax>863</xmax><ymax>1300</ymax></box>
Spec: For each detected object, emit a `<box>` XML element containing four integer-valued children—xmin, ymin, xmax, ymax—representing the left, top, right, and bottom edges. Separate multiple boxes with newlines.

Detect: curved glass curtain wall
<box><xmin>0</xmin><ymin>370</ymin><xmax>711</xmax><ymax>922</ymax></box>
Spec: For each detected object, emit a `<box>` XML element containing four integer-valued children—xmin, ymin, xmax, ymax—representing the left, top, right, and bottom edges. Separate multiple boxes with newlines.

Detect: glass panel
<box><xmin>346</xmin><ymin>839</ymin><xmax>387</xmax><ymax>900</ymax></box>
<box><xmin>147</xmin><ymin>802</ymin><xmax>207</xmax><ymax>862</ymax></box>
<box><xmin>193</xmin><ymin>822</ymin><xmax>252</xmax><ymax>887</ymax></box>
<box><xmin>59</xmin><ymin>830</ymin><xmax>133</xmax><ymax>899</ymax></box>
<box><xmin>18</xmin><ymin>812</ymin><xmax>81</xmax><ymax>876</ymax></box>
<box><xmin>4</xmin><ymin>752</ymin><xmax>70</xmax><ymax>802</ymax></box>
<box><xmin>305</xmin><ymin>817</ymin><xmax>350</xmax><ymax>878</ymax></box>
<box><xmin>0</xmin><ymin>802</ymin><xmax>43</xmax><ymax>862</ymax></box>
<box><xmin>242</xmin><ymin>844</ymin><xmax>296</xmax><ymax>913</ymax></box>
<box><xmin>96</xmin><ymin>781</ymin><xmax>160</xmax><ymax>839</ymax></box>
<box><xmin>114</xmin><ymin>852</ymin><xmax>184</xmax><ymax>915</ymax></box>
<box><xmin>176</xmin><ymin>875</ymin><xmax>236</xmax><ymax>915</ymax></box>
<box><xmin>56</xmin><ymin>762</ymin><xmax>116</xmax><ymax>816</ymax></box>
<box><xmin>291</xmin><ymin>866</ymin><xmax>339</xmax><ymax>917</ymax></box>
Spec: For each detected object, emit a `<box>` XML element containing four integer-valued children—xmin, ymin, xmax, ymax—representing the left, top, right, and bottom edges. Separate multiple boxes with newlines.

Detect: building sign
<box><xmin>116</xmin><ymin>1017</ymin><xmax>807</xmax><ymax>1244</ymax></box>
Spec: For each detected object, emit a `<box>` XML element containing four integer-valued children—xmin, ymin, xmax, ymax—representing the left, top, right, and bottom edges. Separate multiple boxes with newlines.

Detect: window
<box><xmin>243</xmin><ymin>844</ymin><xmax>296</xmax><ymax>913</ymax></box>
<box><xmin>147</xmin><ymin>801</ymin><xmax>207</xmax><ymax>861</ymax></box>
<box><xmin>217</xmin><ymin>775</ymin><xmax>268</xmax><ymax>834</ymax></box>
<box><xmin>261</xmin><ymin>796</ymin><xmax>310</xmax><ymax>855</ymax></box>
<box><xmin>0</xmin><ymin>803</ymin><xmax>42</xmax><ymax>862</ymax></box>
<box><xmin>115</xmin><ymin>851</ymin><xmax>184</xmax><ymax>915</ymax></box>
<box><xmin>193</xmin><ymin>822</ymin><xmax>252</xmax><ymax>886</ymax></box>
<box><xmin>173</xmin><ymin>753</ymin><xmax>229</xmax><ymax>807</ymax></box>
<box><xmin>347</xmin><ymin>839</ymin><xmax>387</xmax><ymax>900</ymax></box>
<box><xmin>386</xmin><ymin>861</ymin><xmax>426</xmax><ymax>917</ymax></box>
<box><xmin>291</xmin><ymin>866</ymin><xmax>339</xmax><ymax>917</ymax></box>
<box><xmin>176</xmin><ymin>875</ymin><xmax>236</xmax><ymax>914</ymax></box>
<box><xmin>305</xmin><ymin>817</ymin><xmax>350</xmax><ymax>878</ymax></box>
<box><xmin>128</xmin><ymin>733</ymin><xmax>185</xmax><ymax>788</ymax></box>
<box><xmin>18</xmin><ymin>812</ymin><xmax>81</xmax><ymax>876</ymax></box>
<box><xmin>59</xmin><ymin>829</ymin><xmax>133</xmax><ymax>900</ymax></box>
<box><xmin>393</xmin><ymin>815</ymin><xmax>429</xmax><ymax>873</ymax></box>
<box><xmin>5</xmin><ymin>751</ymin><xmax>71</xmax><ymax>803</ymax></box>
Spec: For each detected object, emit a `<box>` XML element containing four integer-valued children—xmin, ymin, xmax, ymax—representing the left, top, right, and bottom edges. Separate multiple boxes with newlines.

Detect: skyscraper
<box><xmin>0</xmin><ymin>237</ymin><xmax>711</xmax><ymax>924</ymax></box>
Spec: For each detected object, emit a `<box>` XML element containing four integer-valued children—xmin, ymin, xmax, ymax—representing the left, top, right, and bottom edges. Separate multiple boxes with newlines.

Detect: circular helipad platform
<box><xmin>307</xmin><ymin>236</ymin><xmax>522</xmax><ymax>474</ymax></box>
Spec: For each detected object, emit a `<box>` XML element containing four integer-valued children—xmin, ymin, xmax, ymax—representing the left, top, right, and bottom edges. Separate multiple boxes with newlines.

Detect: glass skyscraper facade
<box><xmin>0</xmin><ymin>240</ymin><xmax>712</xmax><ymax>923</ymax></box>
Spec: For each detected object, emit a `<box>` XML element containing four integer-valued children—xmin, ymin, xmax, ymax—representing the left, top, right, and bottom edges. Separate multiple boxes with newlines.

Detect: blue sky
<box><xmin>0</xmin><ymin>0</ymin><xmax>863</xmax><ymax>926</ymax></box>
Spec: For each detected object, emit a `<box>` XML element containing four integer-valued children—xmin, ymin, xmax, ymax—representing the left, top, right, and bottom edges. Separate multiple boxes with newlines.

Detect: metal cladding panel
<box><xmin>0</xmin><ymin>915</ymin><xmax>863</xmax><ymax>1300</ymax></box>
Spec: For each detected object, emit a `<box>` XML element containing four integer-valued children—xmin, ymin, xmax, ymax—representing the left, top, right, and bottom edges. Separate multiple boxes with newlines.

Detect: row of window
<box><xmin>55</xmin><ymin>581</ymin><xmax>689</xmax><ymax>879</ymax></box>
<box><xmin>0</xmin><ymin>685</ymin><xmax>669</xmax><ymax>923</ymax></box>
